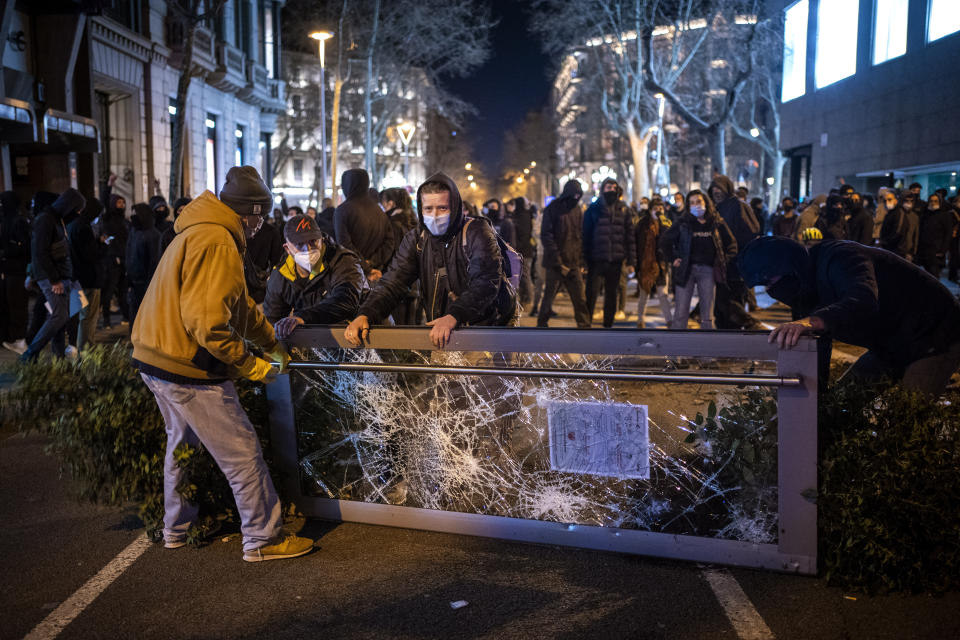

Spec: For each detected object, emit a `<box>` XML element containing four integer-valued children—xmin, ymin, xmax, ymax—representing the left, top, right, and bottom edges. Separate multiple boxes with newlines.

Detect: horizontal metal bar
<box><xmin>280</xmin><ymin>326</ymin><xmax>818</xmax><ymax>359</ymax></box>
<box><xmin>283</xmin><ymin>360</ymin><xmax>802</xmax><ymax>387</ymax></box>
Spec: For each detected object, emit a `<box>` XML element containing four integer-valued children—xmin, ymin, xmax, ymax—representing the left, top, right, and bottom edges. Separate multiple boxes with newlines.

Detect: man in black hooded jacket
<box><xmin>126</xmin><ymin>203</ymin><xmax>162</xmax><ymax>327</ymax></box>
<box><xmin>67</xmin><ymin>198</ymin><xmax>105</xmax><ymax>350</ymax></box>
<box><xmin>21</xmin><ymin>189</ymin><xmax>86</xmax><ymax>361</ymax></box>
<box><xmin>538</xmin><ymin>180</ymin><xmax>589</xmax><ymax>328</ymax></box>
<box><xmin>344</xmin><ymin>173</ymin><xmax>513</xmax><ymax>348</ymax></box>
<box><xmin>334</xmin><ymin>168</ymin><xmax>395</xmax><ymax>282</ymax></box>
<box><xmin>583</xmin><ymin>178</ymin><xmax>635</xmax><ymax>328</ymax></box>
<box><xmin>708</xmin><ymin>174</ymin><xmax>760</xmax><ymax>330</ymax></box>
<box><xmin>739</xmin><ymin>236</ymin><xmax>960</xmax><ymax>396</ymax></box>
<box><xmin>510</xmin><ymin>197</ymin><xmax>537</xmax><ymax>310</ymax></box>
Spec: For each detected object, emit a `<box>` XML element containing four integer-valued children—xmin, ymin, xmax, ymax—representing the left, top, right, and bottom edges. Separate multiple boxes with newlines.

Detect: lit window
<box><xmin>235</xmin><ymin>125</ymin><xmax>245</xmax><ymax>167</ymax></box>
<box><xmin>927</xmin><ymin>0</ymin><xmax>960</xmax><ymax>42</ymax></box>
<box><xmin>815</xmin><ymin>0</ymin><xmax>859</xmax><ymax>89</ymax></box>
<box><xmin>782</xmin><ymin>0</ymin><xmax>809</xmax><ymax>101</ymax></box>
<box><xmin>205</xmin><ymin>114</ymin><xmax>217</xmax><ymax>193</ymax></box>
<box><xmin>874</xmin><ymin>0</ymin><xmax>908</xmax><ymax>64</ymax></box>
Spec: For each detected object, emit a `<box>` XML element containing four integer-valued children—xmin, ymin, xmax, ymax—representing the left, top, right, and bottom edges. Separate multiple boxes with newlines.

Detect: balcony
<box><xmin>238</xmin><ymin>63</ymin><xmax>269</xmax><ymax>104</ymax></box>
<box><xmin>208</xmin><ymin>42</ymin><xmax>246</xmax><ymax>93</ymax></box>
<box><xmin>262</xmin><ymin>78</ymin><xmax>287</xmax><ymax>114</ymax></box>
<box><xmin>166</xmin><ymin>22</ymin><xmax>216</xmax><ymax>73</ymax></box>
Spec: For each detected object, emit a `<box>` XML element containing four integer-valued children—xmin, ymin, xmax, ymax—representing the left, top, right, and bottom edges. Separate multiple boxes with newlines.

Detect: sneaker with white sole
<box><xmin>243</xmin><ymin>533</ymin><xmax>314</xmax><ymax>562</ymax></box>
<box><xmin>164</xmin><ymin>519</ymin><xmax>222</xmax><ymax>549</ymax></box>
<box><xmin>164</xmin><ymin>538</ymin><xmax>188</xmax><ymax>549</ymax></box>
<box><xmin>3</xmin><ymin>339</ymin><xmax>27</xmax><ymax>355</ymax></box>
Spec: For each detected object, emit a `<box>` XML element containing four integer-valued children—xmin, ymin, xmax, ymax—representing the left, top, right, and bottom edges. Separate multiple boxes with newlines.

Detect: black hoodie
<box><xmin>540</xmin><ymin>180</ymin><xmax>584</xmax><ymax>270</ymax></box>
<box><xmin>483</xmin><ymin>198</ymin><xmax>516</xmax><ymax>247</ymax></box>
<box><xmin>709</xmin><ymin>175</ymin><xmax>760</xmax><ymax>249</ymax></box>
<box><xmin>1</xmin><ymin>191</ymin><xmax>31</xmax><ymax>276</ymax></box>
<box><xmin>32</xmin><ymin>189</ymin><xmax>84</xmax><ymax>283</ymax></box>
<box><xmin>510</xmin><ymin>197</ymin><xmax>536</xmax><ymax>258</ymax></box>
<box><xmin>333</xmin><ymin>168</ymin><xmax>394</xmax><ymax>274</ymax></box>
<box><xmin>125</xmin><ymin>203</ymin><xmax>161</xmax><ymax>288</ymax></box>
<box><xmin>67</xmin><ymin>199</ymin><xmax>106</xmax><ymax>289</ymax></box>
<box><xmin>359</xmin><ymin>172</ymin><xmax>508</xmax><ymax>325</ymax></box>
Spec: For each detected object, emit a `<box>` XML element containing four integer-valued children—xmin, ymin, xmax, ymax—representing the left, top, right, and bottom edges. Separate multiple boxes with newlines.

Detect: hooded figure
<box><xmin>708</xmin><ymin>174</ymin><xmax>761</xmax><ymax>329</ymax></box>
<box><xmin>537</xmin><ymin>179</ymin><xmax>590</xmax><ymax>328</ymax></box>
<box><xmin>582</xmin><ymin>177</ymin><xmax>636</xmax><ymax>327</ymax></box>
<box><xmin>708</xmin><ymin>175</ymin><xmax>760</xmax><ymax>249</ymax></box>
<box><xmin>333</xmin><ymin>168</ymin><xmax>395</xmax><ymax>277</ymax></box>
<box><xmin>125</xmin><ymin>203</ymin><xmax>162</xmax><ymax>325</ymax></box>
<box><xmin>482</xmin><ymin>198</ymin><xmax>516</xmax><ymax>247</ymax></box>
<box><xmin>150</xmin><ymin>195</ymin><xmax>172</xmax><ymax>234</ymax></box>
<box><xmin>67</xmin><ymin>199</ymin><xmax>106</xmax><ymax>350</ymax></box>
<box><xmin>509</xmin><ymin>196</ymin><xmax>537</xmax><ymax>308</ymax></box>
<box><xmin>816</xmin><ymin>195</ymin><xmax>848</xmax><ymax>240</ymax></box>
<box><xmin>879</xmin><ymin>190</ymin><xmax>917</xmax><ymax>259</ymax></box>
<box><xmin>354</xmin><ymin>172</ymin><xmax>512</xmax><ymax>328</ymax></box>
<box><xmin>739</xmin><ymin>236</ymin><xmax>960</xmax><ymax>396</ymax></box>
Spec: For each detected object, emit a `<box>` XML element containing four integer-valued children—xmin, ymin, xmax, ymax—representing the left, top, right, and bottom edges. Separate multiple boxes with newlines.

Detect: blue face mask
<box><xmin>691</xmin><ymin>205</ymin><xmax>706</xmax><ymax>218</ymax></box>
<box><xmin>424</xmin><ymin>213</ymin><xmax>450</xmax><ymax>236</ymax></box>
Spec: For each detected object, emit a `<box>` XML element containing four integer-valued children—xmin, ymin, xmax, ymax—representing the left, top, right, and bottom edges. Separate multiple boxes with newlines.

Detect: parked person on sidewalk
<box><xmin>537</xmin><ymin>180</ymin><xmax>589</xmax><ymax>328</ymax></box>
<box><xmin>660</xmin><ymin>189</ymin><xmax>737</xmax><ymax>330</ymax></box>
<box><xmin>583</xmin><ymin>178</ymin><xmax>635</xmax><ymax>328</ymax></box>
<box><xmin>709</xmin><ymin>174</ymin><xmax>760</xmax><ymax>330</ymax></box>
<box><xmin>380</xmin><ymin>188</ymin><xmax>421</xmax><ymax>325</ymax></box>
<box><xmin>916</xmin><ymin>192</ymin><xmax>956</xmax><ymax>279</ymax></box>
<box><xmin>161</xmin><ymin>196</ymin><xmax>192</xmax><ymax>254</ymax></box>
<box><xmin>67</xmin><ymin>198</ymin><xmax>105</xmax><ymax>351</ymax></box>
<box><xmin>132</xmin><ymin>166</ymin><xmax>311</xmax><ymax>561</ymax></box>
<box><xmin>1</xmin><ymin>191</ymin><xmax>32</xmax><ymax>355</ymax></box>
<box><xmin>334</xmin><ymin>169</ymin><xmax>394</xmax><ymax>284</ymax></box>
<box><xmin>126</xmin><ymin>203</ymin><xmax>162</xmax><ymax>327</ymax></box>
<box><xmin>632</xmin><ymin>200</ymin><xmax>673</xmax><ymax>328</ymax></box>
<box><xmin>739</xmin><ymin>236</ymin><xmax>960</xmax><ymax>396</ymax></box>
<box><xmin>263</xmin><ymin>214</ymin><xmax>366</xmax><ymax>337</ymax></box>
<box><xmin>344</xmin><ymin>173</ymin><xmax>517</xmax><ymax>349</ymax></box>
<box><xmin>20</xmin><ymin>189</ymin><xmax>86</xmax><ymax>362</ymax></box>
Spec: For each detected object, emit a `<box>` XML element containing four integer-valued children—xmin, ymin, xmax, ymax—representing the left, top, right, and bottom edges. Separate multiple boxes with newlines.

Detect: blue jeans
<box><xmin>24</xmin><ymin>279</ymin><xmax>73</xmax><ymax>358</ymax></box>
<box><xmin>671</xmin><ymin>264</ymin><xmax>716</xmax><ymax>330</ymax></box>
<box><xmin>140</xmin><ymin>374</ymin><xmax>283</xmax><ymax>551</ymax></box>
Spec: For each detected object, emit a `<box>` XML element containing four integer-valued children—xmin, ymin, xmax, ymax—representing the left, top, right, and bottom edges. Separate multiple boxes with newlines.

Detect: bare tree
<box><xmin>167</xmin><ymin>0</ymin><xmax>226</xmax><ymax>200</ymax></box>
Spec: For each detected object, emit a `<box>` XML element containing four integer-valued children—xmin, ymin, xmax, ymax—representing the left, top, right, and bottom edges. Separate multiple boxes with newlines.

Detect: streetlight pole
<box><xmin>310</xmin><ymin>30</ymin><xmax>333</xmax><ymax>203</ymax></box>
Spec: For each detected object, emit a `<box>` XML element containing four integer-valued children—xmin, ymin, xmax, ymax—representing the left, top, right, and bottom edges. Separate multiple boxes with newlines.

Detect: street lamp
<box><xmin>530</xmin><ymin>161</ymin><xmax>537</xmax><ymax>168</ymax></box>
<box><xmin>465</xmin><ymin>162</ymin><xmax>472</xmax><ymax>170</ymax></box>
<box><xmin>309</xmin><ymin>30</ymin><xmax>334</xmax><ymax>199</ymax></box>
<box><xmin>397</xmin><ymin>121</ymin><xmax>416</xmax><ymax>185</ymax></box>
<box><xmin>750</xmin><ymin>127</ymin><xmax>761</xmax><ymax>138</ymax></box>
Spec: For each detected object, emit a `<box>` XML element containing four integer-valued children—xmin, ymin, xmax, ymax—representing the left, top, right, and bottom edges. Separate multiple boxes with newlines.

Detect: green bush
<box><xmin>817</xmin><ymin>379</ymin><xmax>960</xmax><ymax>593</ymax></box>
<box><xmin>0</xmin><ymin>344</ymin><xmax>272</xmax><ymax>542</ymax></box>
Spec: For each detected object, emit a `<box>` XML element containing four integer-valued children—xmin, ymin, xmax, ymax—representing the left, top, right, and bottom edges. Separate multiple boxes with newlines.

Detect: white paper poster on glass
<box><xmin>547</xmin><ymin>400</ymin><xmax>649</xmax><ymax>480</ymax></box>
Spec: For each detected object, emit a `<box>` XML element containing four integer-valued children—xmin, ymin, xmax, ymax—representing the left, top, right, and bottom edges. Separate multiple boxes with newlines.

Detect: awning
<box><xmin>0</xmin><ymin>97</ymin><xmax>38</xmax><ymax>144</ymax></box>
<box><xmin>41</xmin><ymin>109</ymin><xmax>100</xmax><ymax>154</ymax></box>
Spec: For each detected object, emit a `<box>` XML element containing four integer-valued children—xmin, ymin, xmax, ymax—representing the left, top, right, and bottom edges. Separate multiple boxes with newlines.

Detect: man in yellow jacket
<box><xmin>132</xmin><ymin>166</ymin><xmax>312</xmax><ymax>562</ymax></box>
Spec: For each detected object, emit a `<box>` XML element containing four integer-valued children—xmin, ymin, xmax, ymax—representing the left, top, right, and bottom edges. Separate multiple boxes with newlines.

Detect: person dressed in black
<box><xmin>344</xmin><ymin>173</ymin><xmax>515</xmax><ymax>349</ymax></box>
<box><xmin>334</xmin><ymin>168</ymin><xmax>394</xmax><ymax>284</ymax></box>
<box><xmin>263</xmin><ymin>214</ymin><xmax>366</xmax><ymax>338</ymax></box>
<box><xmin>537</xmin><ymin>180</ymin><xmax>589</xmax><ymax>328</ymax></box>
<box><xmin>841</xmin><ymin>186</ymin><xmax>874</xmax><ymax>246</ymax></box>
<box><xmin>151</xmin><ymin>195</ymin><xmax>172</xmax><ymax>235</ymax></box>
<box><xmin>879</xmin><ymin>189</ymin><xmax>918</xmax><ymax>261</ymax></box>
<box><xmin>482</xmin><ymin>198</ymin><xmax>516</xmax><ymax>247</ymax></box>
<box><xmin>509</xmin><ymin>197</ymin><xmax>537</xmax><ymax>311</ymax></box>
<box><xmin>771</xmin><ymin>197</ymin><xmax>801</xmax><ymax>238</ymax></box>
<box><xmin>380</xmin><ymin>187</ymin><xmax>421</xmax><ymax>325</ymax></box>
<box><xmin>708</xmin><ymin>174</ymin><xmax>760</xmax><ymax>330</ymax></box>
<box><xmin>98</xmin><ymin>188</ymin><xmax>130</xmax><ymax>328</ymax></box>
<box><xmin>816</xmin><ymin>195</ymin><xmax>848</xmax><ymax>241</ymax></box>
<box><xmin>125</xmin><ymin>203</ymin><xmax>161</xmax><ymax>327</ymax></box>
<box><xmin>161</xmin><ymin>196</ymin><xmax>191</xmax><ymax>253</ymax></box>
<box><xmin>1</xmin><ymin>191</ymin><xmax>32</xmax><ymax>355</ymax></box>
<box><xmin>67</xmin><ymin>198</ymin><xmax>105</xmax><ymax>350</ymax></box>
<box><xmin>740</xmin><ymin>236</ymin><xmax>960</xmax><ymax>396</ymax></box>
<box><xmin>243</xmin><ymin>210</ymin><xmax>285</xmax><ymax>304</ymax></box>
<box><xmin>21</xmin><ymin>189</ymin><xmax>85</xmax><ymax>361</ymax></box>
<box><xmin>583</xmin><ymin>178</ymin><xmax>635</xmax><ymax>328</ymax></box>
<box><xmin>916</xmin><ymin>191</ymin><xmax>956</xmax><ymax>279</ymax></box>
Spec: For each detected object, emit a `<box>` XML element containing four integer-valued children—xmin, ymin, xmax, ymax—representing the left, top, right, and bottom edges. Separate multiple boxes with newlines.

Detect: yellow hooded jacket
<box><xmin>131</xmin><ymin>191</ymin><xmax>277</xmax><ymax>382</ymax></box>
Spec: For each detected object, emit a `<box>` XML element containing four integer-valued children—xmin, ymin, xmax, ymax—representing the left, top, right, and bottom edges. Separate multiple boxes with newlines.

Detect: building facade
<box><xmin>777</xmin><ymin>0</ymin><xmax>960</xmax><ymax>199</ymax></box>
<box><xmin>0</xmin><ymin>0</ymin><xmax>286</xmax><ymax>207</ymax></box>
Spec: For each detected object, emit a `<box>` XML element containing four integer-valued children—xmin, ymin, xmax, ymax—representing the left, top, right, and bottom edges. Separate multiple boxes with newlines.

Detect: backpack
<box><xmin>462</xmin><ymin>217</ymin><xmax>522</xmax><ymax>290</ymax></box>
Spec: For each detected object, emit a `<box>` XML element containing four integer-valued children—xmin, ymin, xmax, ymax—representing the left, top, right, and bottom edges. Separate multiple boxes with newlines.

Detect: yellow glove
<box><xmin>266</xmin><ymin>344</ymin><xmax>291</xmax><ymax>374</ymax></box>
<box><xmin>237</xmin><ymin>356</ymin><xmax>276</xmax><ymax>383</ymax></box>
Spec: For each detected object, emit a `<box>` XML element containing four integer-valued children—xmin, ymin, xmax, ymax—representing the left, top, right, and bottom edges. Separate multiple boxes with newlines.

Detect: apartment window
<box><xmin>259</xmin><ymin>133</ymin><xmax>272</xmax><ymax>188</ymax></box>
<box><xmin>235</xmin><ymin>125</ymin><xmax>245</xmax><ymax>167</ymax></box>
<box><xmin>927</xmin><ymin>0</ymin><xmax>960</xmax><ymax>42</ymax></box>
<box><xmin>874</xmin><ymin>0</ymin><xmax>909</xmax><ymax>64</ymax></box>
<box><xmin>782</xmin><ymin>0</ymin><xmax>808</xmax><ymax>101</ymax></box>
<box><xmin>293</xmin><ymin>159</ymin><xmax>303</xmax><ymax>184</ymax></box>
<box><xmin>235</xmin><ymin>0</ymin><xmax>251</xmax><ymax>56</ymax></box>
<box><xmin>816</xmin><ymin>0</ymin><xmax>859</xmax><ymax>89</ymax></box>
<box><xmin>168</xmin><ymin>97</ymin><xmax>178</xmax><ymax>144</ymax></box>
<box><xmin>261</xmin><ymin>0</ymin><xmax>277</xmax><ymax>77</ymax></box>
<box><xmin>205</xmin><ymin>114</ymin><xmax>218</xmax><ymax>193</ymax></box>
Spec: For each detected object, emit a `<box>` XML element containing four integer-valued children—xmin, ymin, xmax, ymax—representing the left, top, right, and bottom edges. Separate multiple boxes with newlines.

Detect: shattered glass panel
<box><xmin>290</xmin><ymin>348</ymin><xmax>780</xmax><ymax>544</ymax></box>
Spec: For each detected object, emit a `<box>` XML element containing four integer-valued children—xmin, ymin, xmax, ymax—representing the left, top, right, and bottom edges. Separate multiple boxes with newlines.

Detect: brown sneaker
<box><xmin>243</xmin><ymin>533</ymin><xmax>314</xmax><ymax>562</ymax></box>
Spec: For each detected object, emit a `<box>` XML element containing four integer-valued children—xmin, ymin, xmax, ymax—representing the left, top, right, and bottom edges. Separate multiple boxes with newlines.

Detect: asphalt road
<box><xmin>3</xmin><ymin>430</ymin><xmax>960</xmax><ymax>640</ymax></box>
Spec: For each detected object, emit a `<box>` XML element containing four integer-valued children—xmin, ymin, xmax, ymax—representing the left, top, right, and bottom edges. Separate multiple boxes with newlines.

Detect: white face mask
<box><xmin>424</xmin><ymin>213</ymin><xmax>450</xmax><ymax>236</ymax></box>
<box><xmin>294</xmin><ymin>248</ymin><xmax>323</xmax><ymax>272</ymax></box>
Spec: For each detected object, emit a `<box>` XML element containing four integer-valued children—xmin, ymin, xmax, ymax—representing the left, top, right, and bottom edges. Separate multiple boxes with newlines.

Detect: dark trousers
<box><xmin>537</xmin><ymin>267</ymin><xmax>590</xmax><ymax>328</ymax></box>
<box><xmin>518</xmin><ymin>255</ymin><xmax>534</xmax><ymax>308</ymax></box>
<box><xmin>839</xmin><ymin>340</ymin><xmax>960</xmax><ymax>397</ymax></box>
<box><xmin>586</xmin><ymin>260</ymin><xmax>623</xmax><ymax>328</ymax></box>
<box><xmin>1</xmin><ymin>273</ymin><xmax>28</xmax><ymax>341</ymax></box>
<box><xmin>101</xmin><ymin>260</ymin><xmax>129</xmax><ymax>326</ymax></box>
<box><xmin>24</xmin><ymin>279</ymin><xmax>72</xmax><ymax>359</ymax></box>
<box><xmin>949</xmin><ymin>235</ymin><xmax>960</xmax><ymax>281</ymax></box>
<box><xmin>714</xmin><ymin>278</ymin><xmax>757</xmax><ymax>330</ymax></box>
<box><xmin>127</xmin><ymin>282</ymin><xmax>149</xmax><ymax>330</ymax></box>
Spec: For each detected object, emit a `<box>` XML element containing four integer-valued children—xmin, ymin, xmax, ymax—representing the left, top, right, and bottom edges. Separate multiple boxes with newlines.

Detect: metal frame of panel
<box><xmin>267</xmin><ymin>327</ymin><xmax>818</xmax><ymax>574</ymax></box>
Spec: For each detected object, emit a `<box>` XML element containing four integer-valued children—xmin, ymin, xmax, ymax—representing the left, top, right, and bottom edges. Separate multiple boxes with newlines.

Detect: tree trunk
<box><xmin>364</xmin><ymin>0</ymin><xmax>381</xmax><ymax>185</ymax></box>
<box><xmin>169</xmin><ymin>23</ymin><xmax>196</xmax><ymax>200</ymax></box>
<box><xmin>626</xmin><ymin>121</ymin><xmax>651</xmax><ymax>204</ymax></box>
<box><xmin>711</xmin><ymin>124</ymin><xmax>726</xmax><ymax>177</ymax></box>
<box><xmin>769</xmin><ymin>152</ymin><xmax>788</xmax><ymax>213</ymax></box>
<box><xmin>330</xmin><ymin>77</ymin><xmax>343</xmax><ymax>204</ymax></box>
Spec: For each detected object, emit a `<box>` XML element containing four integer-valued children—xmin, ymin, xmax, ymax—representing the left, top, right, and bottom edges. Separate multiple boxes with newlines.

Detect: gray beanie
<box><xmin>218</xmin><ymin>166</ymin><xmax>273</xmax><ymax>216</ymax></box>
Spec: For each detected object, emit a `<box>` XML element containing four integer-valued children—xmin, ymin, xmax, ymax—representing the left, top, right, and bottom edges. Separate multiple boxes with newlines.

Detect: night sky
<box><xmin>443</xmin><ymin>0</ymin><xmax>553</xmax><ymax>176</ymax></box>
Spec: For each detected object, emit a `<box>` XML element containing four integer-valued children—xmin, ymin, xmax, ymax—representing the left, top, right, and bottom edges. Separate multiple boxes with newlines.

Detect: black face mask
<box><xmin>603</xmin><ymin>192</ymin><xmax>618</xmax><ymax>206</ymax></box>
<box><xmin>766</xmin><ymin>274</ymin><xmax>805</xmax><ymax>308</ymax></box>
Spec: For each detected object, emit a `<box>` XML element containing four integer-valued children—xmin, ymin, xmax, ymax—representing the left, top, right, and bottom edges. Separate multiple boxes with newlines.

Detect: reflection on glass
<box><xmin>291</xmin><ymin>349</ymin><xmax>779</xmax><ymax>544</ymax></box>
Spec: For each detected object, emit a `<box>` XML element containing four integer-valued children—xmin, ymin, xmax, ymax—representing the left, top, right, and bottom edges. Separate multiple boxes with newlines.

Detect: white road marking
<box><xmin>23</xmin><ymin>535</ymin><xmax>153</xmax><ymax>640</ymax></box>
<box><xmin>702</xmin><ymin>568</ymin><xmax>775</xmax><ymax>640</ymax></box>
